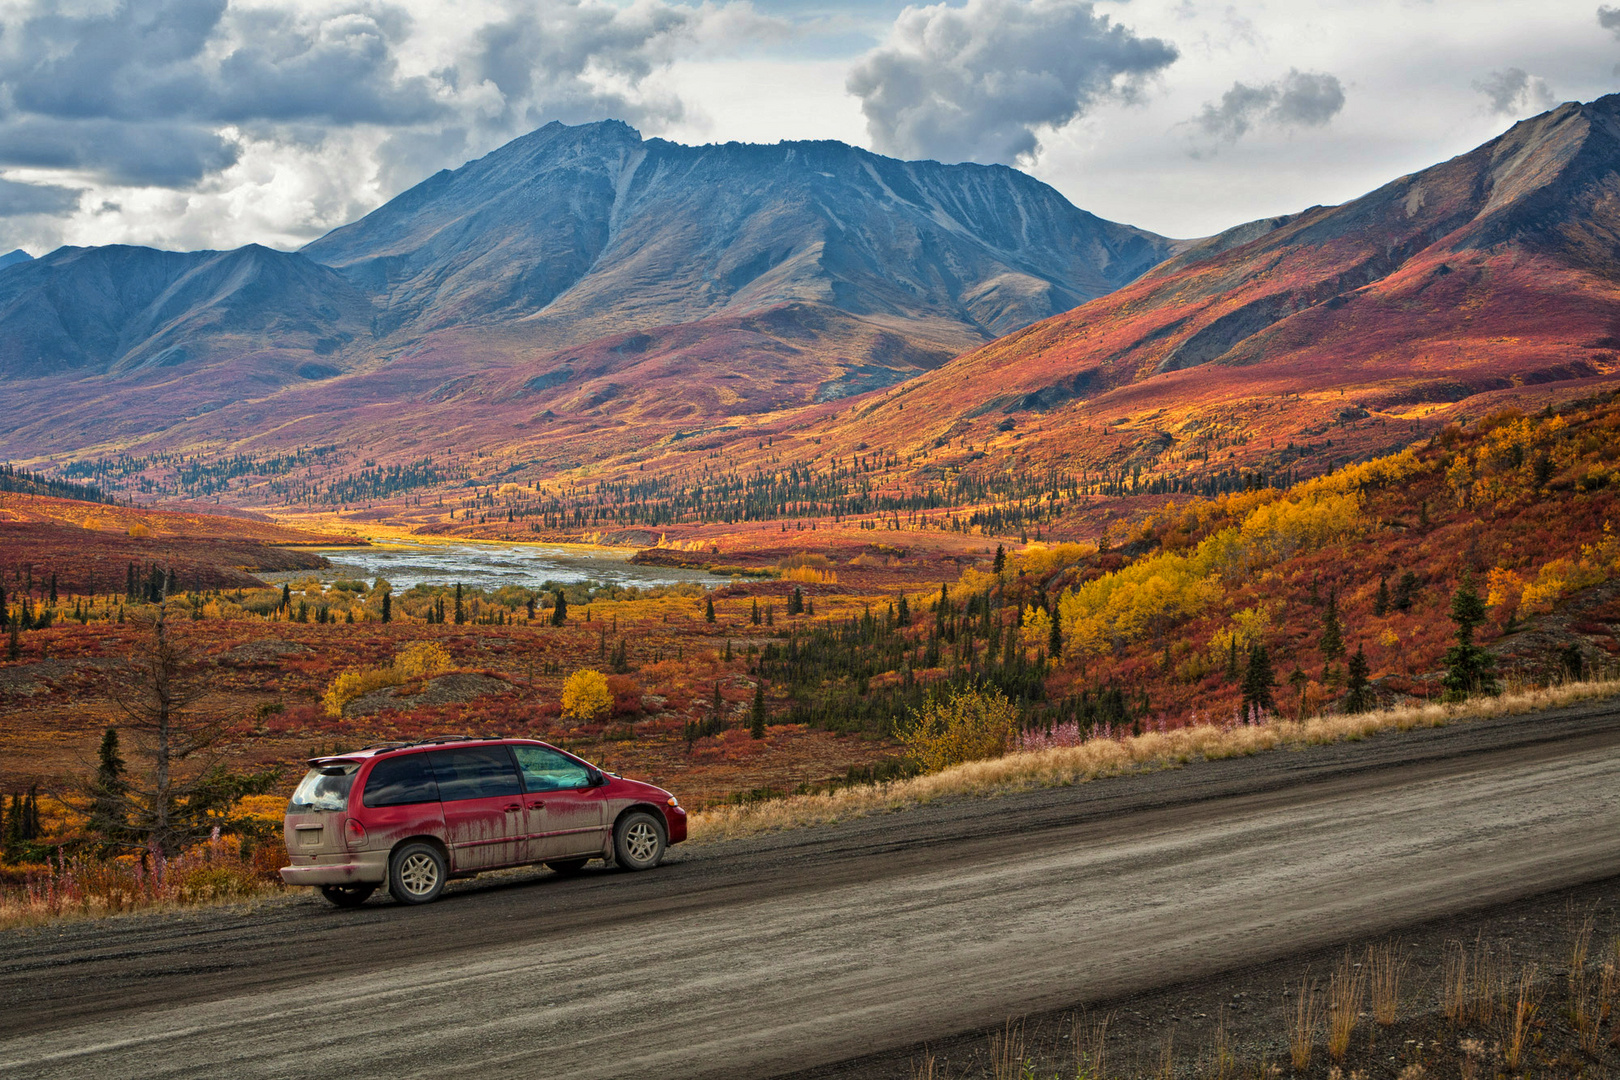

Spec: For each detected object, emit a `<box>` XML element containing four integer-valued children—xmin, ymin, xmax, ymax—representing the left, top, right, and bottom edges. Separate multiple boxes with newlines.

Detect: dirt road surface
<box><xmin>3</xmin><ymin>705</ymin><xmax>1619</xmax><ymax>1079</ymax></box>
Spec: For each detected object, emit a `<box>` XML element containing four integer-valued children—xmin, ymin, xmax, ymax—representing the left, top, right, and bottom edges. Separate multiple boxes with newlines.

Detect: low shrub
<box><xmin>321</xmin><ymin>641</ymin><xmax>454</xmax><ymax>716</ymax></box>
<box><xmin>896</xmin><ymin>687</ymin><xmax>1019</xmax><ymax>773</ymax></box>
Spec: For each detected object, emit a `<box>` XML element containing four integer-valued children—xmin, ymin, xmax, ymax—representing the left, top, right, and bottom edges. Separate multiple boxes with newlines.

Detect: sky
<box><xmin>0</xmin><ymin>0</ymin><xmax>1616</xmax><ymax>254</ymax></box>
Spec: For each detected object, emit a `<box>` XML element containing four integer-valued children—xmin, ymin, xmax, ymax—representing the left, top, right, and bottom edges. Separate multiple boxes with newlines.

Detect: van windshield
<box><xmin>289</xmin><ymin>762</ymin><xmax>360</xmax><ymax>812</ymax></box>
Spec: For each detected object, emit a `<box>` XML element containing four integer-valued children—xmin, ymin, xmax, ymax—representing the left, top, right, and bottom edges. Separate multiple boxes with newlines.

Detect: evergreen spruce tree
<box><xmin>1049</xmin><ymin>610</ymin><xmax>1062</xmax><ymax>660</ymax></box>
<box><xmin>1320</xmin><ymin>590</ymin><xmax>1345</xmax><ymax>662</ymax></box>
<box><xmin>1225</xmin><ymin>636</ymin><xmax>1240</xmax><ymax>681</ymax></box>
<box><xmin>993</xmin><ymin>545</ymin><xmax>1007</xmax><ymax>574</ymax></box>
<box><xmin>48</xmin><ymin>573</ymin><xmax>57</xmax><ymax>606</ymax></box>
<box><xmin>751</xmin><ymin>599</ymin><xmax>761</xmax><ymax>625</ymax></box>
<box><xmin>750</xmin><ymin>681</ymin><xmax>766</xmax><ymax>739</ymax></box>
<box><xmin>1287</xmin><ymin>665</ymin><xmax>1309</xmax><ymax>720</ymax></box>
<box><xmin>765</xmin><ymin>602</ymin><xmax>774</xmax><ymax>627</ymax></box>
<box><xmin>1373</xmin><ymin>576</ymin><xmax>1390</xmax><ymax>617</ymax></box>
<box><xmin>711</xmin><ymin>681</ymin><xmax>723</xmax><ymax>718</ymax></box>
<box><xmin>525</xmin><ymin>595</ymin><xmax>536</xmax><ymax>620</ymax></box>
<box><xmin>3</xmin><ymin>793</ymin><xmax>18</xmax><ymax>848</ymax></box>
<box><xmin>453</xmin><ymin>583</ymin><xmax>465</xmax><ymax>625</ymax></box>
<box><xmin>724</xmin><ymin>639</ymin><xmax>733</xmax><ymax>662</ymax></box>
<box><xmin>704</xmin><ymin>596</ymin><xmax>716</xmax><ymax>624</ymax></box>
<box><xmin>551</xmin><ymin>590</ymin><xmax>568</xmax><ymax>626</ymax></box>
<box><xmin>89</xmin><ymin>727</ymin><xmax>127</xmax><ymax>846</ymax></box>
<box><xmin>280</xmin><ymin>582</ymin><xmax>291</xmax><ymax>613</ymax></box>
<box><xmin>1392</xmin><ymin>571</ymin><xmax>1418</xmax><ymax>613</ymax></box>
<box><xmin>1241</xmin><ymin>644</ymin><xmax>1276</xmax><ymax>722</ymax></box>
<box><xmin>896</xmin><ymin>594</ymin><xmax>911</xmax><ymax>627</ymax></box>
<box><xmin>788</xmin><ymin>586</ymin><xmax>804</xmax><ymax>615</ymax></box>
<box><xmin>1443</xmin><ymin>572</ymin><xmax>1498</xmax><ymax>700</ymax></box>
<box><xmin>6</xmin><ymin>619</ymin><xmax>19</xmax><ymax>661</ymax></box>
<box><xmin>1344</xmin><ymin>645</ymin><xmax>1374</xmax><ymax>713</ymax></box>
<box><xmin>381</xmin><ymin>591</ymin><xmax>392</xmax><ymax>624</ymax></box>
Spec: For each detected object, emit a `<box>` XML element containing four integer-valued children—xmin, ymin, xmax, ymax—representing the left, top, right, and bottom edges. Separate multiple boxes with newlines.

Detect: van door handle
<box><xmin>527</xmin><ymin>801</ymin><xmax>546</xmax><ymax>809</ymax></box>
<box><xmin>504</xmin><ymin>804</ymin><xmax>523</xmax><ymax>813</ymax></box>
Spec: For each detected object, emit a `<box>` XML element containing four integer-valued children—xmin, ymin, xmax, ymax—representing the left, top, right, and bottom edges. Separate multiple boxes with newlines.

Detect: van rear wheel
<box><xmin>389</xmin><ymin>842</ymin><xmax>447</xmax><ymax>904</ymax></box>
<box><xmin>318</xmin><ymin>884</ymin><xmax>376</xmax><ymax>908</ymax></box>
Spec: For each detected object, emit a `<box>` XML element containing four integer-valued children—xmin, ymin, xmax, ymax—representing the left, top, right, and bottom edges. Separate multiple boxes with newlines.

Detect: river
<box><xmin>270</xmin><ymin>540</ymin><xmax>727</xmax><ymax>593</ymax></box>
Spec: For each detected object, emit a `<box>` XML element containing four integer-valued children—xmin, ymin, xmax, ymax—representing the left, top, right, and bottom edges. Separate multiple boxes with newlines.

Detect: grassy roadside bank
<box><xmin>687</xmin><ymin>679</ymin><xmax>1620</xmax><ymax>843</ymax></box>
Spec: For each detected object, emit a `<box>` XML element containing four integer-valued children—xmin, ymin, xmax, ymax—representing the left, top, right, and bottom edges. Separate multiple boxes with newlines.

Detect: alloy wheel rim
<box><xmin>625</xmin><ymin>822</ymin><xmax>659</xmax><ymax>863</ymax></box>
<box><xmin>400</xmin><ymin>852</ymin><xmax>439</xmax><ymax>894</ymax></box>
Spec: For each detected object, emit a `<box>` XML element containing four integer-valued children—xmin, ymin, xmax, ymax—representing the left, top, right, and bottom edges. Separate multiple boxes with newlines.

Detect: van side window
<box><xmin>362</xmin><ymin>754</ymin><xmax>439</xmax><ymax>808</ymax></box>
<box><xmin>429</xmin><ymin>746</ymin><xmax>523</xmax><ymax>801</ymax></box>
<box><xmin>513</xmin><ymin>746</ymin><xmax>594</xmax><ymax>792</ymax></box>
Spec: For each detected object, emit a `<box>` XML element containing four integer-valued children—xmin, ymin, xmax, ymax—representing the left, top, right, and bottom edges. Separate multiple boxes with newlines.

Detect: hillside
<box><xmin>0</xmin><ymin>123</ymin><xmax>1174</xmax><ymax>462</ymax></box>
<box><xmin>792</xmin><ymin>95</ymin><xmax>1620</xmax><ymax>493</ymax></box>
<box><xmin>0</xmin><ymin>491</ymin><xmax>356</xmax><ymax>595</ymax></box>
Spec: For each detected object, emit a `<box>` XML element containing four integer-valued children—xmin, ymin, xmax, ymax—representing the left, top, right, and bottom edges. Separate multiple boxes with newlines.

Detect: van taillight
<box><xmin>344</xmin><ymin>818</ymin><xmax>368</xmax><ymax>848</ymax></box>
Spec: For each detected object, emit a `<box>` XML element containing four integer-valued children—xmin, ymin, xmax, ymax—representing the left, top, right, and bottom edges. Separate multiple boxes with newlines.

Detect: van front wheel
<box><xmin>614</xmin><ymin>812</ymin><xmax>666</xmax><ymax>871</ymax></box>
<box><xmin>389</xmin><ymin>842</ymin><xmax>447</xmax><ymax>904</ymax></box>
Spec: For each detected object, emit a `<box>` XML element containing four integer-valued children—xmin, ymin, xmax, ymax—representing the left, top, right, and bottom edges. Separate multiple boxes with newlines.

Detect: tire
<box><xmin>389</xmin><ymin>842</ymin><xmax>448</xmax><ymax>904</ymax></box>
<box><xmin>318</xmin><ymin>884</ymin><xmax>376</xmax><ymax>908</ymax></box>
<box><xmin>545</xmin><ymin>858</ymin><xmax>589</xmax><ymax>876</ymax></box>
<box><xmin>613</xmin><ymin>811</ymin><xmax>666</xmax><ymax>871</ymax></box>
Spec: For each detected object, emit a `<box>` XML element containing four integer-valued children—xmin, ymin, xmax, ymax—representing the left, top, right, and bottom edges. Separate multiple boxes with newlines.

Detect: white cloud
<box><xmin>1473</xmin><ymin>67</ymin><xmax>1556</xmax><ymax>116</ymax></box>
<box><xmin>1</xmin><ymin>0</ymin><xmax>1618</xmax><ymax>253</ymax></box>
<box><xmin>0</xmin><ymin>0</ymin><xmax>791</xmax><ymax>251</ymax></box>
<box><xmin>846</xmin><ymin>0</ymin><xmax>1178</xmax><ymax>165</ymax></box>
<box><xmin>1189</xmin><ymin>69</ymin><xmax>1346</xmax><ymax>150</ymax></box>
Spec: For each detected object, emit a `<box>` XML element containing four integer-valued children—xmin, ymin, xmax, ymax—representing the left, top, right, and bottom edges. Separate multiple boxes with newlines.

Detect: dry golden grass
<box><xmin>689</xmin><ymin>679</ymin><xmax>1620</xmax><ymax>843</ymax></box>
<box><xmin>988</xmin><ymin>1018</ymin><xmax>1026</xmax><ymax>1080</ymax></box>
<box><xmin>1327</xmin><ymin>951</ymin><xmax>1367</xmax><ymax>1061</ymax></box>
<box><xmin>1505</xmin><ymin>965</ymin><xmax>1540</xmax><ymax>1070</ymax></box>
<box><xmin>1291</xmin><ymin>976</ymin><xmax>1321</xmax><ymax>1071</ymax></box>
<box><xmin>1074</xmin><ymin>1012</ymin><xmax>1110</xmax><ymax>1080</ymax></box>
<box><xmin>1369</xmin><ymin>942</ymin><xmax>1406</xmax><ymax>1026</ymax></box>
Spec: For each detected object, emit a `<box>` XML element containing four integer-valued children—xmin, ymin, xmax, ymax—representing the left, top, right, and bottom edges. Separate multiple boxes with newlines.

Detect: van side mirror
<box><xmin>588</xmin><ymin>768</ymin><xmax>607</xmax><ymax>787</ymax></box>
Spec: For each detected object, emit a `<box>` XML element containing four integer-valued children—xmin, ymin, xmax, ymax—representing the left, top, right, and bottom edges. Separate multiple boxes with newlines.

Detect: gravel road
<box><xmin>3</xmin><ymin>705</ymin><xmax>1619</xmax><ymax>1079</ymax></box>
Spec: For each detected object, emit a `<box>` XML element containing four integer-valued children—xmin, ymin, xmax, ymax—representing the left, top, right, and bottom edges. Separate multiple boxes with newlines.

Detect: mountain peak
<box><xmin>301</xmin><ymin>119</ymin><xmax>1174</xmax><ymax>346</ymax></box>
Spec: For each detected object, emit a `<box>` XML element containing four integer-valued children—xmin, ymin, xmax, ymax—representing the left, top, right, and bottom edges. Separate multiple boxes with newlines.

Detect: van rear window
<box><xmin>363</xmin><ymin>754</ymin><xmax>440</xmax><ymax>808</ymax></box>
<box><xmin>290</xmin><ymin>763</ymin><xmax>359</xmax><ymax>812</ymax></box>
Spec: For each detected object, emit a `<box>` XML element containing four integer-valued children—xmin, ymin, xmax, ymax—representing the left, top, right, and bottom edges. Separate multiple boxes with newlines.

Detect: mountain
<box><xmin>0</xmin><ymin>249</ymin><xmax>31</xmax><ymax>270</ymax></box>
<box><xmin>0</xmin><ymin>244</ymin><xmax>375</xmax><ymax>381</ymax></box>
<box><xmin>304</xmin><ymin>120</ymin><xmax>1172</xmax><ymax>348</ymax></box>
<box><xmin>0</xmin><ymin>123</ymin><xmax>1176</xmax><ymax>461</ymax></box>
<box><xmin>801</xmin><ymin>95</ymin><xmax>1620</xmax><ymax>489</ymax></box>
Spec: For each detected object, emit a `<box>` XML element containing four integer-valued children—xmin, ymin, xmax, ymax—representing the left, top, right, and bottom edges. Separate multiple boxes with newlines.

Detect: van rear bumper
<box><xmin>280</xmin><ymin>850</ymin><xmax>389</xmax><ymax>886</ymax></box>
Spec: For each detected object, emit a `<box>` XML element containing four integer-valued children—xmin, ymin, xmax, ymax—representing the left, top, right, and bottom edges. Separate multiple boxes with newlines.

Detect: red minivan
<box><xmin>281</xmin><ymin>736</ymin><xmax>687</xmax><ymax>906</ymax></box>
